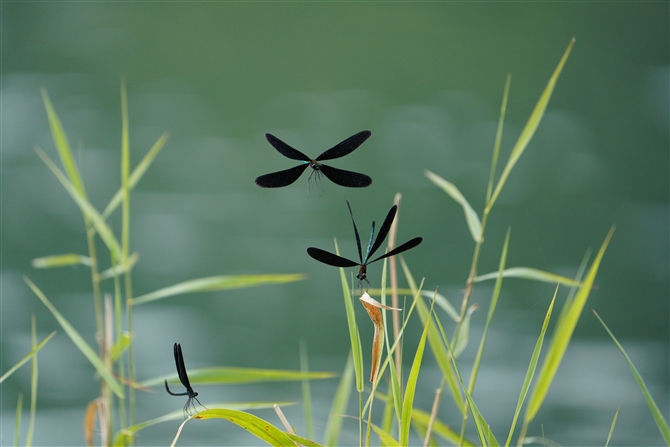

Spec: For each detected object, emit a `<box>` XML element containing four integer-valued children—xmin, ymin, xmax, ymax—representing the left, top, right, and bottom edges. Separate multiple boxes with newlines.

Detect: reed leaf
<box><xmin>131</xmin><ymin>274</ymin><xmax>306</xmax><ymax>305</ymax></box>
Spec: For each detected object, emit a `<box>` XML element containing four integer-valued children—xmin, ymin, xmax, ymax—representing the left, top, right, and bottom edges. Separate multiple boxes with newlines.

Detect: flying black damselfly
<box><xmin>165</xmin><ymin>343</ymin><xmax>206</xmax><ymax>417</ymax></box>
<box><xmin>255</xmin><ymin>131</ymin><xmax>372</xmax><ymax>190</ymax></box>
<box><xmin>307</xmin><ymin>200</ymin><xmax>422</xmax><ymax>288</ymax></box>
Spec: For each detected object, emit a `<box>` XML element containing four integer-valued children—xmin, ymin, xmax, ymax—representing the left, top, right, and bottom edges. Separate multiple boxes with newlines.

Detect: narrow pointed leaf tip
<box><xmin>425</xmin><ymin>170</ymin><xmax>482</xmax><ymax>242</ymax></box>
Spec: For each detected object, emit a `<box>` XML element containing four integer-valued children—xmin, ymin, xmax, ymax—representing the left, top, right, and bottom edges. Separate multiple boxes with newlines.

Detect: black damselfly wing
<box><xmin>307</xmin><ymin>201</ymin><xmax>422</xmax><ymax>285</ymax></box>
<box><xmin>255</xmin><ymin>131</ymin><xmax>372</xmax><ymax>188</ymax></box>
<box><xmin>164</xmin><ymin>343</ymin><xmax>206</xmax><ymax>417</ymax></box>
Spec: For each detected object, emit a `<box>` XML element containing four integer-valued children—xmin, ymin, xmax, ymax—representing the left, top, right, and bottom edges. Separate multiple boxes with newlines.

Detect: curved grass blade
<box><xmin>400</xmin><ymin>307</ymin><xmax>431</xmax><ymax>446</ymax></box>
<box><xmin>145</xmin><ymin>367</ymin><xmax>335</xmax><ymax>387</ymax></box>
<box><xmin>14</xmin><ymin>394</ymin><xmax>23</xmax><ymax>447</ymax></box>
<box><xmin>116</xmin><ymin>402</ymin><xmax>295</xmax><ymax>443</ymax></box>
<box><xmin>102</xmin><ymin>132</ymin><xmax>170</xmax><ymax>219</ymax></box>
<box><xmin>402</xmin><ymin>258</ymin><xmax>464</xmax><ymax>413</ymax></box>
<box><xmin>41</xmin><ymin>89</ymin><xmax>86</xmax><ymax>195</ymax></box>
<box><xmin>505</xmin><ymin>288</ymin><xmax>557</xmax><ymax>447</ymax></box>
<box><xmin>593</xmin><ymin>311</ymin><xmax>670</xmax><ymax>445</ymax></box>
<box><xmin>131</xmin><ymin>273</ymin><xmax>306</xmax><ymax>305</ymax></box>
<box><xmin>24</xmin><ymin>277</ymin><xmax>123</xmax><ymax>397</ymax></box>
<box><xmin>323</xmin><ymin>354</ymin><xmax>354</xmax><ymax>447</ymax></box>
<box><xmin>425</xmin><ymin>170</ymin><xmax>482</xmax><ymax>243</ymax></box>
<box><xmin>474</xmin><ymin>267</ymin><xmax>582</xmax><ymax>287</ymax></box>
<box><xmin>0</xmin><ymin>331</ymin><xmax>56</xmax><ymax>384</ymax></box>
<box><xmin>286</xmin><ymin>433</ymin><xmax>324</xmax><ymax>447</ymax></box>
<box><xmin>487</xmin><ymin>38</ymin><xmax>575</xmax><ymax>212</ymax></box>
<box><xmin>469</xmin><ymin>229</ymin><xmax>510</xmax><ymax>391</ymax></box>
<box><xmin>372</xmin><ymin>423</ymin><xmax>401</xmax><ymax>446</ymax></box>
<box><xmin>191</xmin><ymin>409</ymin><xmax>297</xmax><ymax>446</ymax></box>
<box><xmin>333</xmin><ymin>239</ymin><xmax>365</xmax><ymax>392</ymax></box>
<box><xmin>35</xmin><ymin>147</ymin><xmax>123</xmax><ymax>262</ymax></box>
<box><xmin>411</xmin><ymin>408</ymin><xmax>475</xmax><ymax>446</ymax></box>
<box><xmin>605</xmin><ymin>406</ymin><xmax>620</xmax><ymax>447</ymax></box>
<box><xmin>525</xmin><ymin>226</ymin><xmax>614</xmax><ymax>423</ymax></box>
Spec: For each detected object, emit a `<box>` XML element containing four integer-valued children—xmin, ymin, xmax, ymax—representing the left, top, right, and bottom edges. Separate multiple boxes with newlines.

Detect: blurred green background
<box><xmin>2</xmin><ymin>2</ymin><xmax>668</xmax><ymax>445</ymax></box>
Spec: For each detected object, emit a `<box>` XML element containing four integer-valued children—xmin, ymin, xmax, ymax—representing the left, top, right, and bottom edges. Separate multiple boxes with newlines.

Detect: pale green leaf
<box><xmin>594</xmin><ymin>311</ymin><xmax>670</xmax><ymax>445</ymax></box>
<box><xmin>98</xmin><ymin>252</ymin><xmax>139</xmax><ymax>281</ymax></box>
<box><xmin>324</xmin><ymin>354</ymin><xmax>354</xmax><ymax>447</ymax></box>
<box><xmin>412</xmin><ymin>408</ymin><xmax>475</xmax><ymax>446</ymax></box>
<box><xmin>35</xmin><ymin>147</ymin><xmax>123</xmax><ymax>261</ymax></box>
<box><xmin>41</xmin><ymin>89</ymin><xmax>86</xmax><ymax>195</ymax></box>
<box><xmin>475</xmin><ymin>267</ymin><xmax>582</xmax><ymax>287</ymax></box>
<box><xmin>102</xmin><ymin>132</ymin><xmax>169</xmax><ymax>220</ymax></box>
<box><xmin>145</xmin><ymin>367</ymin><xmax>335</xmax><ymax>387</ymax></box>
<box><xmin>400</xmin><ymin>311</ymin><xmax>430</xmax><ymax>446</ymax></box>
<box><xmin>195</xmin><ymin>409</ymin><xmax>296</xmax><ymax>446</ymax></box>
<box><xmin>0</xmin><ymin>331</ymin><xmax>55</xmax><ymax>384</ymax></box>
<box><xmin>131</xmin><ymin>274</ymin><xmax>306</xmax><ymax>305</ymax></box>
<box><xmin>425</xmin><ymin>170</ymin><xmax>482</xmax><ymax>243</ymax></box>
<box><xmin>117</xmin><ymin>402</ymin><xmax>295</xmax><ymax>441</ymax></box>
<box><xmin>488</xmin><ymin>38</ymin><xmax>575</xmax><ymax>212</ymax></box>
<box><xmin>23</xmin><ymin>277</ymin><xmax>124</xmax><ymax>397</ymax></box>
<box><xmin>372</xmin><ymin>424</ymin><xmax>401</xmax><ymax>446</ymax></box>
<box><xmin>334</xmin><ymin>239</ymin><xmax>365</xmax><ymax>392</ymax></box>
<box><xmin>525</xmin><ymin>226</ymin><xmax>613</xmax><ymax>423</ymax></box>
<box><xmin>505</xmin><ymin>288</ymin><xmax>557</xmax><ymax>447</ymax></box>
<box><xmin>31</xmin><ymin>254</ymin><xmax>91</xmax><ymax>269</ymax></box>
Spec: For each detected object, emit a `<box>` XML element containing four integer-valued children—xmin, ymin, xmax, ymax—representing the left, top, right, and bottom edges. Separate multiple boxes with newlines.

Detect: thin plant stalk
<box><xmin>120</xmin><ymin>79</ymin><xmax>137</xmax><ymax>430</ymax></box>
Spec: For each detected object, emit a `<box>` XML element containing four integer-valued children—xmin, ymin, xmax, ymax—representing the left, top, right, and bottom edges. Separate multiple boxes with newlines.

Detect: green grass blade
<box><xmin>120</xmin><ymin>78</ymin><xmax>131</xmax><ymax>263</ymax></box>
<box><xmin>333</xmin><ymin>239</ymin><xmax>364</xmax><ymax>392</ymax></box>
<box><xmin>464</xmin><ymin>389</ymin><xmax>499</xmax><ymax>446</ymax></box>
<box><xmin>35</xmin><ymin>147</ymin><xmax>123</xmax><ymax>261</ymax></box>
<box><xmin>486</xmin><ymin>73</ymin><xmax>511</xmax><ymax>203</ymax></box>
<box><xmin>26</xmin><ymin>317</ymin><xmax>38</xmax><ymax>447</ymax></box>
<box><xmin>324</xmin><ymin>353</ymin><xmax>354</xmax><ymax>447</ymax></box>
<box><xmin>505</xmin><ymin>288</ymin><xmax>557</xmax><ymax>447</ymax></box>
<box><xmin>131</xmin><ymin>273</ymin><xmax>306</xmax><ymax>305</ymax></box>
<box><xmin>31</xmin><ymin>254</ymin><xmax>91</xmax><ymax>269</ymax></box>
<box><xmin>102</xmin><ymin>132</ymin><xmax>170</xmax><ymax>220</ymax></box>
<box><xmin>593</xmin><ymin>311</ymin><xmax>670</xmax><ymax>445</ymax></box>
<box><xmin>411</xmin><ymin>409</ymin><xmax>475</xmax><ymax>446</ymax></box>
<box><xmin>525</xmin><ymin>226</ymin><xmax>613</xmax><ymax>423</ymax></box>
<box><xmin>487</xmin><ymin>38</ymin><xmax>575</xmax><ymax>212</ymax></box>
<box><xmin>195</xmin><ymin>409</ymin><xmax>296</xmax><ymax>446</ymax></box>
<box><xmin>372</xmin><ymin>423</ymin><xmax>401</xmax><ymax>446</ymax></box>
<box><xmin>98</xmin><ymin>252</ymin><xmax>139</xmax><ymax>281</ymax></box>
<box><xmin>23</xmin><ymin>276</ymin><xmax>124</xmax><ymax>397</ymax></box>
<box><xmin>0</xmin><ymin>331</ymin><xmax>56</xmax><ymax>383</ymax></box>
<box><xmin>14</xmin><ymin>394</ymin><xmax>22</xmax><ymax>447</ymax></box>
<box><xmin>425</xmin><ymin>170</ymin><xmax>482</xmax><ymax>243</ymax></box>
<box><xmin>286</xmin><ymin>433</ymin><xmax>324</xmax><ymax>447</ymax></box>
<box><xmin>116</xmin><ymin>402</ymin><xmax>294</xmax><ymax>441</ymax></box>
<box><xmin>474</xmin><ymin>267</ymin><xmax>582</xmax><ymax>287</ymax></box>
<box><xmin>400</xmin><ymin>308</ymin><xmax>431</xmax><ymax>446</ymax></box>
<box><xmin>427</xmin><ymin>290</ymin><xmax>459</xmax><ymax>322</ymax></box>
<box><xmin>605</xmin><ymin>406</ymin><xmax>620</xmax><ymax>447</ymax></box>
<box><xmin>451</xmin><ymin>304</ymin><xmax>477</xmax><ymax>359</ymax></box>
<box><xmin>40</xmin><ymin>89</ymin><xmax>86</xmax><ymax>196</ymax></box>
<box><xmin>147</xmin><ymin>367</ymin><xmax>335</xmax><ymax>387</ymax></box>
<box><xmin>401</xmin><ymin>259</ymin><xmax>463</xmax><ymax>413</ymax></box>
<box><xmin>469</xmin><ymin>229</ymin><xmax>510</xmax><ymax>393</ymax></box>
<box><xmin>300</xmin><ymin>340</ymin><xmax>314</xmax><ymax>440</ymax></box>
